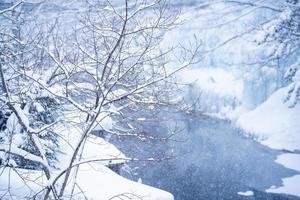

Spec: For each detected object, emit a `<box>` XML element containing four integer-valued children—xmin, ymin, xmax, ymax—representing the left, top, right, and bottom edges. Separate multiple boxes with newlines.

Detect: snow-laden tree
<box><xmin>0</xmin><ymin>0</ymin><xmax>199</xmax><ymax>199</ymax></box>
<box><xmin>209</xmin><ymin>0</ymin><xmax>300</xmax><ymax>107</ymax></box>
<box><xmin>0</xmin><ymin>2</ymin><xmax>62</xmax><ymax>171</ymax></box>
<box><xmin>261</xmin><ymin>0</ymin><xmax>300</xmax><ymax>107</ymax></box>
<box><xmin>198</xmin><ymin>0</ymin><xmax>299</xmax><ymax>107</ymax></box>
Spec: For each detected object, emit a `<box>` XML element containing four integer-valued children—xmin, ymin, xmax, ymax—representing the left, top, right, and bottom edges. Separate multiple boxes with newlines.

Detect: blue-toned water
<box><xmin>117</xmin><ymin>112</ymin><xmax>300</xmax><ymax>200</ymax></box>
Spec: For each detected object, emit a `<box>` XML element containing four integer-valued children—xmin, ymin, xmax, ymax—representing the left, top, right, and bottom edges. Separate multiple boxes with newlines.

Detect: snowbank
<box><xmin>237</xmin><ymin>87</ymin><xmax>300</xmax><ymax>151</ymax></box>
<box><xmin>266</xmin><ymin>154</ymin><xmax>300</xmax><ymax>197</ymax></box>
<box><xmin>237</xmin><ymin>87</ymin><xmax>300</xmax><ymax>197</ymax></box>
<box><xmin>56</xmin><ymin>112</ymin><xmax>173</xmax><ymax>199</ymax></box>
<box><xmin>81</xmin><ymin>135</ymin><xmax>126</xmax><ymax>165</ymax></box>
<box><xmin>0</xmin><ymin>131</ymin><xmax>173</xmax><ymax>200</ymax></box>
<box><xmin>72</xmin><ymin>164</ymin><xmax>174</xmax><ymax>200</ymax></box>
<box><xmin>0</xmin><ymin>109</ymin><xmax>174</xmax><ymax>200</ymax></box>
<box><xmin>56</xmin><ymin>109</ymin><xmax>123</xmax><ymax>168</ymax></box>
<box><xmin>0</xmin><ymin>165</ymin><xmax>174</xmax><ymax>200</ymax></box>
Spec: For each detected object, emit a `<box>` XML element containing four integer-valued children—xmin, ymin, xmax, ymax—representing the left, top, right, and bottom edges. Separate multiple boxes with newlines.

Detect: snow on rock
<box><xmin>266</xmin><ymin>154</ymin><xmax>300</xmax><ymax>197</ymax></box>
<box><xmin>237</xmin><ymin>87</ymin><xmax>300</xmax><ymax>151</ymax></box>
<box><xmin>237</xmin><ymin>190</ymin><xmax>254</xmax><ymax>196</ymax></box>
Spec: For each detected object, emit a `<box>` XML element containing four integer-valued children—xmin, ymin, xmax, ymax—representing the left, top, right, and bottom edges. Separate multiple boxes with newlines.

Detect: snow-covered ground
<box><xmin>0</xmin><ymin>164</ymin><xmax>173</xmax><ymax>200</ymax></box>
<box><xmin>237</xmin><ymin>87</ymin><xmax>300</xmax><ymax>152</ymax></box>
<box><xmin>70</xmin><ymin>163</ymin><xmax>174</xmax><ymax>200</ymax></box>
<box><xmin>237</xmin><ymin>87</ymin><xmax>300</xmax><ymax>197</ymax></box>
<box><xmin>55</xmin><ymin>110</ymin><xmax>174</xmax><ymax>200</ymax></box>
<box><xmin>0</xmin><ymin>108</ymin><xmax>174</xmax><ymax>200</ymax></box>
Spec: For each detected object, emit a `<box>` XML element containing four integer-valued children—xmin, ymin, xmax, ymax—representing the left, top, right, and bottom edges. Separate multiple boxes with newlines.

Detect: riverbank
<box><xmin>237</xmin><ymin>87</ymin><xmax>300</xmax><ymax>197</ymax></box>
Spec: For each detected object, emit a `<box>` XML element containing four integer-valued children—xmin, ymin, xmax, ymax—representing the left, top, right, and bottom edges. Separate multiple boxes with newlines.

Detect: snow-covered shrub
<box><xmin>0</xmin><ymin>98</ymin><xmax>61</xmax><ymax>170</ymax></box>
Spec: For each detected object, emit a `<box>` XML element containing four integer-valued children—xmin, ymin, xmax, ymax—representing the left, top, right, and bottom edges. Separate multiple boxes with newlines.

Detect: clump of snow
<box><xmin>237</xmin><ymin>87</ymin><xmax>300</xmax><ymax>151</ymax></box>
<box><xmin>32</xmin><ymin>102</ymin><xmax>45</xmax><ymax>113</ymax></box>
<box><xmin>237</xmin><ymin>190</ymin><xmax>254</xmax><ymax>196</ymax></box>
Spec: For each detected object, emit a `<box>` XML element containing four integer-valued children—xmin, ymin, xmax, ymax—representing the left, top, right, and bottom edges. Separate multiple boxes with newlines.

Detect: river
<box><xmin>114</xmin><ymin>111</ymin><xmax>300</xmax><ymax>200</ymax></box>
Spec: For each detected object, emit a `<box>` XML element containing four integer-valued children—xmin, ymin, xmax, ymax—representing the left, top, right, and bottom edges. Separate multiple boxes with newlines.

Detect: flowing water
<box><xmin>116</xmin><ymin>111</ymin><xmax>300</xmax><ymax>200</ymax></box>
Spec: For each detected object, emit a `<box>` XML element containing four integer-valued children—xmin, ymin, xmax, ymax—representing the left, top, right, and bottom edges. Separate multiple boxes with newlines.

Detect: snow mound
<box><xmin>73</xmin><ymin>164</ymin><xmax>174</xmax><ymax>200</ymax></box>
<box><xmin>0</xmin><ymin>165</ymin><xmax>174</xmax><ymax>200</ymax></box>
<box><xmin>0</xmin><ymin>168</ymin><xmax>44</xmax><ymax>199</ymax></box>
<box><xmin>237</xmin><ymin>87</ymin><xmax>300</xmax><ymax>151</ymax></box>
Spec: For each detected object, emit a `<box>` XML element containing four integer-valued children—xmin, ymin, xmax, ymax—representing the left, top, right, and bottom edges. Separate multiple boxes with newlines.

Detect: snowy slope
<box><xmin>0</xmin><ymin>165</ymin><xmax>174</xmax><ymax>200</ymax></box>
<box><xmin>0</xmin><ymin>109</ymin><xmax>174</xmax><ymax>200</ymax></box>
<box><xmin>237</xmin><ymin>87</ymin><xmax>300</xmax><ymax>151</ymax></box>
<box><xmin>0</xmin><ymin>123</ymin><xmax>174</xmax><ymax>200</ymax></box>
<box><xmin>55</xmin><ymin>110</ymin><xmax>174</xmax><ymax>199</ymax></box>
<box><xmin>72</xmin><ymin>164</ymin><xmax>174</xmax><ymax>200</ymax></box>
<box><xmin>237</xmin><ymin>87</ymin><xmax>300</xmax><ymax>197</ymax></box>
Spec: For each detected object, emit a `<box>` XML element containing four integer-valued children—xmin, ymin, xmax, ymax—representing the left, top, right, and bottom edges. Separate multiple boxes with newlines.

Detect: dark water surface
<box><xmin>115</xmin><ymin>112</ymin><xmax>300</xmax><ymax>200</ymax></box>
